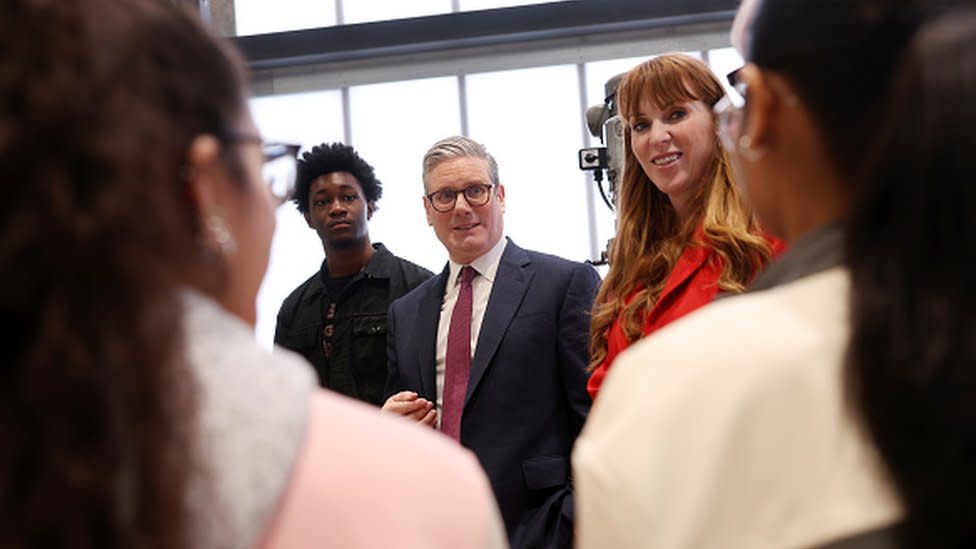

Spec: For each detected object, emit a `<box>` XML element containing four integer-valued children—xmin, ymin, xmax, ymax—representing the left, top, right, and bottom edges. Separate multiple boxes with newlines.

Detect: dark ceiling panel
<box><xmin>234</xmin><ymin>0</ymin><xmax>737</xmax><ymax>70</ymax></box>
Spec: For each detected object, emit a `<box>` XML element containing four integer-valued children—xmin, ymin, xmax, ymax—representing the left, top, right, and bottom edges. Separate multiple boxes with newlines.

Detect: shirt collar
<box><xmin>448</xmin><ymin>235</ymin><xmax>507</xmax><ymax>286</ymax></box>
<box><xmin>748</xmin><ymin>220</ymin><xmax>845</xmax><ymax>292</ymax></box>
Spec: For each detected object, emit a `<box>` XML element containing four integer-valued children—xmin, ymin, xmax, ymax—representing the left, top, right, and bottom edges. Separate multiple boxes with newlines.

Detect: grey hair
<box><xmin>421</xmin><ymin>135</ymin><xmax>500</xmax><ymax>190</ymax></box>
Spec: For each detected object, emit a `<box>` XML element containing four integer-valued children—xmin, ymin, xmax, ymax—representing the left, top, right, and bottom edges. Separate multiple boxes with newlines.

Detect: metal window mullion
<box><xmin>341</xmin><ymin>87</ymin><xmax>352</xmax><ymax>145</ymax></box>
<box><xmin>458</xmin><ymin>74</ymin><xmax>469</xmax><ymax>138</ymax></box>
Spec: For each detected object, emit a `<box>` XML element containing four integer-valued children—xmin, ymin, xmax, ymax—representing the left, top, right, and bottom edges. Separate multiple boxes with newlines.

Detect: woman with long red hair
<box><xmin>588</xmin><ymin>53</ymin><xmax>783</xmax><ymax>399</ymax></box>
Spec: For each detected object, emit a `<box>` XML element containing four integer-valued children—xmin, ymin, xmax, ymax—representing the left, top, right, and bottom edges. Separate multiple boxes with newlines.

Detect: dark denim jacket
<box><xmin>275</xmin><ymin>243</ymin><xmax>433</xmax><ymax>406</ymax></box>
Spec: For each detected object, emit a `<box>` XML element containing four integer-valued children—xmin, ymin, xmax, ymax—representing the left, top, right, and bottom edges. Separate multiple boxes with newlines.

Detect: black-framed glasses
<box><xmin>261</xmin><ymin>142</ymin><xmax>301</xmax><ymax>204</ymax></box>
<box><xmin>425</xmin><ymin>184</ymin><xmax>496</xmax><ymax>213</ymax></box>
<box><xmin>221</xmin><ymin>132</ymin><xmax>301</xmax><ymax>205</ymax></box>
<box><xmin>726</xmin><ymin>67</ymin><xmax>746</xmax><ymax>97</ymax></box>
<box><xmin>714</xmin><ymin>66</ymin><xmax>747</xmax><ymax>152</ymax></box>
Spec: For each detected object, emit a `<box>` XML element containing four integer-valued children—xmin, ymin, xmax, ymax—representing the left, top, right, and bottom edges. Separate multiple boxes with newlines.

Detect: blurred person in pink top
<box><xmin>0</xmin><ymin>1</ymin><xmax>505</xmax><ymax>548</ymax></box>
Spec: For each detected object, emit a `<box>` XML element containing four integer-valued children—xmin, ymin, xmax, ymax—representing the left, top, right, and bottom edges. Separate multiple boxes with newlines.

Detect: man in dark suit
<box><xmin>383</xmin><ymin>136</ymin><xmax>599</xmax><ymax>548</ymax></box>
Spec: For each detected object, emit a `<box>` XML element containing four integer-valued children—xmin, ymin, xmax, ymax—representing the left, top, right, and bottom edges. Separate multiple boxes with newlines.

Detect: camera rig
<box><xmin>579</xmin><ymin>72</ymin><xmax>625</xmax><ymax>212</ymax></box>
<box><xmin>579</xmin><ymin>72</ymin><xmax>626</xmax><ymax>266</ymax></box>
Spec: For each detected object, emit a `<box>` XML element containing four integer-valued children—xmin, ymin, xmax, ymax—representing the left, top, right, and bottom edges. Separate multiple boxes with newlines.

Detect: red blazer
<box><xmin>587</xmin><ymin>231</ymin><xmax>786</xmax><ymax>400</ymax></box>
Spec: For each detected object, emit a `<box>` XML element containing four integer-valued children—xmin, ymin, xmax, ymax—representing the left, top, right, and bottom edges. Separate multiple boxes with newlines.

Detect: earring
<box><xmin>737</xmin><ymin>134</ymin><xmax>767</xmax><ymax>163</ymax></box>
<box><xmin>206</xmin><ymin>215</ymin><xmax>237</xmax><ymax>257</ymax></box>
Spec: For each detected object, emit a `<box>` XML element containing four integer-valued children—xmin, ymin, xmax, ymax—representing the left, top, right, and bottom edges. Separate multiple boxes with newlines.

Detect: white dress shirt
<box><xmin>435</xmin><ymin>236</ymin><xmax>508</xmax><ymax>426</ymax></box>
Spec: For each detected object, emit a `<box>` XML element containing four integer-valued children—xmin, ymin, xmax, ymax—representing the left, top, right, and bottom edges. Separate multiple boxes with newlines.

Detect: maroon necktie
<box><xmin>442</xmin><ymin>266</ymin><xmax>477</xmax><ymax>441</ymax></box>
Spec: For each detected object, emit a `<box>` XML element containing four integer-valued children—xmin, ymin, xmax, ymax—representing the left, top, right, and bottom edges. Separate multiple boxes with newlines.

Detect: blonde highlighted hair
<box><xmin>589</xmin><ymin>53</ymin><xmax>774</xmax><ymax>371</ymax></box>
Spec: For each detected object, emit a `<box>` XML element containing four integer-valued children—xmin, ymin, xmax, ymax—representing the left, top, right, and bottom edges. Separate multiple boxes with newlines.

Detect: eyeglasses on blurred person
<box><xmin>574</xmin><ymin>1</ymin><xmax>972</xmax><ymax>548</ymax></box>
<box><xmin>220</xmin><ymin>131</ymin><xmax>300</xmax><ymax>204</ymax></box>
<box><xmin>0</xmin><ymin>1</ymin><xmax>506</xmax><ymax>548</ymax></box>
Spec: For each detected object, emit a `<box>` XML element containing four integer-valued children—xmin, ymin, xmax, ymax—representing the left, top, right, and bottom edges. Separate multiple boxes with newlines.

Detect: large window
<box><xmin>466</xmin><ymin>65</ymin><xmax>593</xmax><ymax>265</ymax></box>
<box><xmin>250</xmin><ymin>90</ymin><xmax>345</xmax><ymax>349</ymax></box>
<box><xmin>341</xmin><ymin>0</ymin><xmax>452</xmax><ymax>25</ymax></box>
<box><xmin>235</xmin><ymin>0</ymin><xmax>336</xmax><ymax>36</ymax></box>
<box><xmin>348</xmin><ymin>77</ymin><xmax>462</xmax><ymax>273</ymax></box>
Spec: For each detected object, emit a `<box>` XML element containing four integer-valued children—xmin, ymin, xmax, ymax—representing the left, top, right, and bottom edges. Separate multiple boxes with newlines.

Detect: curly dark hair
<box><xmin>0</xmin><ymin>0</ymin><xmax>247</xmax><ymax>547</ymax></box>
<box><xmin>293</xmin><ymin>142</ymin><xmax>383</xmax><ymax>214</ymax></box>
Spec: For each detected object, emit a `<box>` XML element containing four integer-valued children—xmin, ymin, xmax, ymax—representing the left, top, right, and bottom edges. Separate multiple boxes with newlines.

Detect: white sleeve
<box><xmin>574</xmin><ymin>296</ymin><xmax>901</xmax><ymax>549</ymax></box>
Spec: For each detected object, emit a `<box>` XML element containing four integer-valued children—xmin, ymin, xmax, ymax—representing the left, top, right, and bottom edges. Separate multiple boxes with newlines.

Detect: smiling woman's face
<box><xmin>627</xmin><ymin>97</ymin><xmax>717</xmax><ymax>214</ymax></box>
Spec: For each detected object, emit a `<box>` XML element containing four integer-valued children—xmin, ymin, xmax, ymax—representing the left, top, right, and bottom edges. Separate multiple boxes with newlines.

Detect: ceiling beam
<box><xmin>233</xmin><ymin>0</ymin><xmax>737</xmax><ymax>71</ymax></box>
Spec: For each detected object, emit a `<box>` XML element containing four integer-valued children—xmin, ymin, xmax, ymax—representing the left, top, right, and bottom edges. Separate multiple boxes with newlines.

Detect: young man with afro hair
<box><xmin>275</xmin><ymin>142</ymin><xmax>433</xmax><ymax>406</ymax></box>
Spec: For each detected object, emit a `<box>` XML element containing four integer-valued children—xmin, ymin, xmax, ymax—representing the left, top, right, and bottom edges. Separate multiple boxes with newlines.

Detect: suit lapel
<box><xmin>417</xmin><ymin>265</ymin><xmax>449</xmax><ymax>399</ymax></box>
<box><xmin>465</xmin><ymin>241</ymin><xmax>533</xmax><ymax>406</ymax></box>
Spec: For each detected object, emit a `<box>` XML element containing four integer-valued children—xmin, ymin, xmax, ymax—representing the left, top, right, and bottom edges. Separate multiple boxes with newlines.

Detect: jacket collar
<box><xmin>749</xmin><ymin>220</ymin><xmax>845</xmax><ymax>293</ymax></box>
<box><xmin>316</xmin><ymin>243</ymin><xmax>397</xmax><ymax>283</ymax></box>
<box><xmin>465</xmin><ymin>238</ymin><xmax>532</xmax><ymax>406</ymax></box>
<box><xmin>304</xmin><ymin>243</ymin><xmax>397</xmax><ymax>303</ymax></box>
<box><xmin>656</xmin><ymin>225</ymin><xmax>714</xmax><ymax>305</ymax></box>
